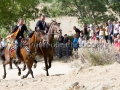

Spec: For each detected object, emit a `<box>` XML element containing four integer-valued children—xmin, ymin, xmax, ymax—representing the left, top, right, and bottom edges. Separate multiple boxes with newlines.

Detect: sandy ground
<box><xmin>0</xmin><ymin>59</ymin><xmax>120</xmax><ymax>90</ymax></box>
<box><xmin>0</xmin><ymin>58</ymin><xmax>73</xmax><ymax>80</ymax></box>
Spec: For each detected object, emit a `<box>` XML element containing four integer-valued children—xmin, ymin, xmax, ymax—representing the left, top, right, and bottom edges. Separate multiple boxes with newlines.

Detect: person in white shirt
<box><xmin>113</xmin><ymin>20</ymin><xmax>119</xmax><ymax>38</ymax></box>
<box><xmin>99</xmin><ymin>27</ymin><xmax>104</xmax><ymax>43</ymax></box>
<box><xmin>118</xmin><ymin>22</ymin><xmax>120</xmax><ymax>34</ymax></box>
<box><xmin>89</xmin><ymin>24</ymin><xmax>95</xmax><ymax>41</ymax></box>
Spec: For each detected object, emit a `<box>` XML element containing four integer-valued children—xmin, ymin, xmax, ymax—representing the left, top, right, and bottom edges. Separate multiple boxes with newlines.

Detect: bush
<box><xmin>70</xmin><ymin>43</ymin><xmax>118</xmax><ymax>67</ymax></box>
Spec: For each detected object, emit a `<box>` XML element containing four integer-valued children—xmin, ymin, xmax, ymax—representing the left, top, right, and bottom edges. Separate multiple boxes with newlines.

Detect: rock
<box><xmin>37</xmin><ymin>79</ymin><xmax>42</xmax><ymax>82</ymax></box>
<box><xmin>83</xmin><ymin>83</ymin><xmax>101</xmax><ymax>90</ymax></box>
<box><xmin>5</xmin><ymin>85</ymin><xmax>8</xmax><ymax>87</ymax></box>
<box><xmin>65</xmin><ymin>82</ymin><xmax>81</xmax><ymax>90</ymax></box>
<box><xmin>33</xmin><ymin>79</ymin><xmax>38</xmax><ymax>82</ymax></box>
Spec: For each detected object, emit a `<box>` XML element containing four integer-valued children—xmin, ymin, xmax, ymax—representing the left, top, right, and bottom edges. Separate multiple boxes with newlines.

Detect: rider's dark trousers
<box><xmin>15</xmin><ymin>38</ymin><xmax>22</xmax><ymax>58</ymax></box>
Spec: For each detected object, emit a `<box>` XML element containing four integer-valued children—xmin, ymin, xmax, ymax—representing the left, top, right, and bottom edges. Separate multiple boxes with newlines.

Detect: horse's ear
<box><xmin>58</xmin><ymin>23</ymin><xmax>61</xmax><ymax>26</ymax></box>
<box><xmin>35</xmin><ymin>27</ymin><xmax>39</xmax><ymax>32</ymax></box>
<box><xmin>35</xmin><ymin>27</ymin><xmax>37</xmax><ymax>31</ymax></box>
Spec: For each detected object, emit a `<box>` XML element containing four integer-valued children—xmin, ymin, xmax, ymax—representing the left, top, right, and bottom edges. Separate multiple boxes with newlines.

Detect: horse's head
<box><xmin>34</xmin><ymin>28</ymin><xmax>44</xmax><ymax>43</ymax></box>
<box><xmin>27</xmin><ymin>29</ymin><xmax>43</xmax><ymax>44</ymax></box>
<box><xmin>48</xmin><ymin>21</ymin><xmax>61</xmax><ymax>34</ymax></box>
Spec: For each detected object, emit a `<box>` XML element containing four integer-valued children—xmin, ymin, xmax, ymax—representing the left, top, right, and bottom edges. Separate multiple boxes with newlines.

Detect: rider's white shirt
<box><xmin>17</xmin><ymin>24</ymin><xmax>23</xmax><ymax>30</ymax></box>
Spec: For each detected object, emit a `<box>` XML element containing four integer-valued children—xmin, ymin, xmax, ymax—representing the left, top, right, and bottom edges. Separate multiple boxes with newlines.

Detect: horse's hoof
<box><xmin>21</xmin><ymin>75</ymin><xmax>25</xmax><ymax>79</ymax></box>
<box><xmin>3</xmin><ymin>75</ymin><xmax>6</xmax><ymax>79</ymax></box>
<box><xmin>34</xmin><ymin>64</ymin><xmax>37</xmax><ymax>68</ymax></box>
<box><xmin>18</xmin><ymin>72</ymin><xmax>21</xmax><ymax>76</ymax></box>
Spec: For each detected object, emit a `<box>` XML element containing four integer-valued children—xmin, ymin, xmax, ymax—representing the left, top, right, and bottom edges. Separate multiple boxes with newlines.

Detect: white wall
<box><xmin>29</xmin><ymin>16</ymin><xmax>80</xmax><ymax>36</ymax></box>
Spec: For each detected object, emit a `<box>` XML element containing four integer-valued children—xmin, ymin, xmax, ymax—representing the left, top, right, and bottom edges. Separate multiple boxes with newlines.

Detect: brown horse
<box><xmin>21</xmin><ymin>21</ymin><xmax>61</xmax><ymax>76</ymax></box>
<box><xmin>38</xmin><ymin>21</ymin><xmax>61</xmax><ymax>76</ymax></box>
<box><xmin>1</xmin><ymin>30</ymin><xmax>43</xmax><ymax>79</ymax></box>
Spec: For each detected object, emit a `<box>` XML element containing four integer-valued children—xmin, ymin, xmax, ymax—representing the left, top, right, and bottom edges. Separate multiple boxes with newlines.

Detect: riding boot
<box><xmin>15</xmin><ymin>46</ymin><xmax>20</xmax><ymax>62</ymax></box>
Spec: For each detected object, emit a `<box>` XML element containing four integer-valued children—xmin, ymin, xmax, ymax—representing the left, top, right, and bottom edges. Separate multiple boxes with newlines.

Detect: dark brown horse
<box><xmin>0</xmin><ymin>30</ymin><xmax>43</xmax><ymax>79</ymax></box>
<box><xmin>21</xmin><ymin>21</ymin><xmax>61</xmax><ymax>76</ymax></box>
<box><xmin>38</xmin><ymin>21</ymin><xmax>61</xmax><ymax>76</ymax></box>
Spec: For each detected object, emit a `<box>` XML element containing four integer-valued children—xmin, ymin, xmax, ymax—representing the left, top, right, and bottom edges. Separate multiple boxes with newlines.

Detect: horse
<box><xmin>38</xmin><ymin>21</ymin><xmax>61</xmax><ymax>76</ymax></box>
<box><xmin>21</xmin><ymin>21</ymin><xmax>61</xmax><ymax>76</ymax></box>
<box><xmin>0</xmin><ymin>30</ymin><xmax>43</xmax><ymax>79</ymax></box>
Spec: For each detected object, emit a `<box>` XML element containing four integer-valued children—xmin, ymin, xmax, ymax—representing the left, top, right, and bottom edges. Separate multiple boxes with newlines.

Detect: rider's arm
<box><xmin>36</xmin><ymin>20</ymin><xmax>40</xmax><ymax>30</ymax></box>
<box><xmin>23</xmin><ymin>24</ymin><xmax>28</xmax><ymax>33</ymax></box>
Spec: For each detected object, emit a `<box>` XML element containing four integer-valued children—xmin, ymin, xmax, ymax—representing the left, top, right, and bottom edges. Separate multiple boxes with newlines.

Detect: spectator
<box><xmin>113</xmin><ymin>20</ymin><xmax>119</xmax><ymax>38</ymax></box>
<box><xmin>78</xmin><ymin>33</ymin><xmax>85</xmax><ymax>47</ymax></box>
<box><xmin>63</xmin><ymin>34</ymin><xmax>71</xmax><ymax>58</ymax></box>
<box><xmin>73</xmin><ymin>34</ymin><xmax>79</xmax><ymax>51</ymax></box>
<box><xmin>118</xmin><ymin>22</ymin><xmax>120</xmax><ymax>34</ymax></box>
<box><xmin>89</xmin><ymin>24</ymin><xmax>95</xmax><ymax>41</ymax></box>
<box><xmin>57</xmin><ymin>33</ymin><xmax>64</xmax><ymax>58</ymax></box>
<box><xmin>99</xmin><ymin>27</ymin><xmax>104</xmax><ymax>43</ymax></box>
<box><xmin>95</xmin><ymin>25</ymin><xmax>100</xmax><ymax>42</ymax></box>
<box><xmin>83</xmin><ymin>23</ymin><xmax>89</xmax><ymax>42</ymax></box>
<box><xmin>111</xmin><ymin>34</ymin><xmax>120</xmax><ymax>52</ymax></box>
<box><xmin>91</xmin><ymin>33</ymin><xmax>97</xmax><ymax>42</ymax></box>
<box><xmin>108</xmin><ymin>20</ymin><xmax>114</xmax><ymax>44</ymax></box>
<box><xmin>104</xmin><ymin>22</ymin><xmax>109</xmax><ymax>43</ymax></box>
<box><xmin>73</xmin><ymin>26</ymin><xmax>81</xmax><ymax>37</ymax></box>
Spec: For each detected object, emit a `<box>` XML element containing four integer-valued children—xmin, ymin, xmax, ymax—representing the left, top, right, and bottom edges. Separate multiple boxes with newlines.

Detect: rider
<box><xmin>35</xmin><ymin>15</ymin><xmax>48</xmax><ymax>34</ymax></box>
<box><xmin>11</xmin><ymin>18</ymin><xmax>28</xmax><ymax>63</ymax></box>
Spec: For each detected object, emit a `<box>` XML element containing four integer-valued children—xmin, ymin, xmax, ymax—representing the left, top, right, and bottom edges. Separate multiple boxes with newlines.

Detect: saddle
<box><xmin>9</xmin><ymin>38</ymin><xmax>29</xmax><ymax>53</ymax></box>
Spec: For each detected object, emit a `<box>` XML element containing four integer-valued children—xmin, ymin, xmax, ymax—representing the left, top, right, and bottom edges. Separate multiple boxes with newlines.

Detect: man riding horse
<box><xmin>36</xmin><ymin>15</ymin><xmax>48</xmax><ymax>34</ymax></box>
<box><xmin>11</xmin><ymin>18</ymin><xmax>28</xmax><ymax>63</ymax></box>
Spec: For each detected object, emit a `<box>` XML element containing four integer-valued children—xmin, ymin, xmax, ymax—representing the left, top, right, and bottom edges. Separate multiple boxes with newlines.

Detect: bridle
<box><xmin>26</xmin><ymin>31</ymin><xmax>42</xmax><ymax>56</ymax></box>
<box><xmin>47</xmin><ymin>21</ymin><xmax>61</xmax><ymax>35</ymax></box>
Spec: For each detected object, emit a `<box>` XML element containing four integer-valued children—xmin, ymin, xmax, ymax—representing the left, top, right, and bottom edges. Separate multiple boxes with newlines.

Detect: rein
<box><xmin>25</xmin><ymin>31</ymin><xmax>41</xmax><ymax>56</ymax></box>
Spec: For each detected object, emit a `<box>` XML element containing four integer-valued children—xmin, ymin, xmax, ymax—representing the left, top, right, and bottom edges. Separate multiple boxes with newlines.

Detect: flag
<box><xmin>6</xmin><ymin>28</ymin><xmax>20</xmax><ymax>50</ymax></box>
<box><xmin>6</xmin><ymin>28</ymin><xmax>20</xmax><ymax>40</ymax></box>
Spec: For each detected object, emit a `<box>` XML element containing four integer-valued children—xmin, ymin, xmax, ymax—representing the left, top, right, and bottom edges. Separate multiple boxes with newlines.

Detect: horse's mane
<box><xmin>48</xmin><ymin>21</ymin><xmax>57</xmax><ymax>34</ymax></box>
<box><xmin>27</xmin><ymin>31</ymin><xmax>35</xmax><ymax>38</ymax></box>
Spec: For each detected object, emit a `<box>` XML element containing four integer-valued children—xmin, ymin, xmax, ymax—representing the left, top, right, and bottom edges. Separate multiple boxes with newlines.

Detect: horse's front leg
<box><xmin>21</xmin><ymin>70</ymin><xmax>30</xmax><ymax>79</ymax></box>
<box><xmin>13</xmin><ymin>61</ymin><xmax>21</xmax><ymax>76</ymax></box>
<box><xmin>29</xmin><ymin>68</ymin><xmax>34</xmax><ymax>78</ymax></box>
<box><xmin>21</xmin><ymin>68</ymin><xmax>34</xmax><ymax>79</ymax></box>
<box><xmin>9</xmin><ymin>60</ymin><xmax>13</xmax><ymax>69</ymax></box>
<box><xmin>48</xmin><ymin>55</ymin><xmax>52</xmax><ymax>69</ymax></box>
<box><xmin>21</xmin><ymin>65</ymin><xmax>34</xmax><ymax>79</ymax></box>
<box><xmin>33</xmin><ymin>59</ymin><xmax>37</xmax><ymax>68</ymax></box>
<box><xmin>2</xmin><ymin>62</ymin><xmax>6</xmax><ymax>79</ymax></box>
<box><xmin>44</xmin><ymin>56</ymin><xmax>49</xmax><ymax>76</ymax></box>
<box><xmin>22</xmin><ymin>62</ymin><xmax>26</xmax><ymax>71</ymax></box>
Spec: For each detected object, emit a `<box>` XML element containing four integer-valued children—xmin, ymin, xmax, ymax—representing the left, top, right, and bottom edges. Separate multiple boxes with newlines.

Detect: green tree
<box><xmin>0</xmin><ymin>0</ymin><xmax>41</xmax><ymax>37</ymax></box>
<box><xmin>108</xmin><ymin>0</ymin><xmax>120</xmax><ymax>18</ymax></box>
<box><xmin>41</xmin><ymin>0</ymin><xmax>117</xmax><ymax>24</ymax></box>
